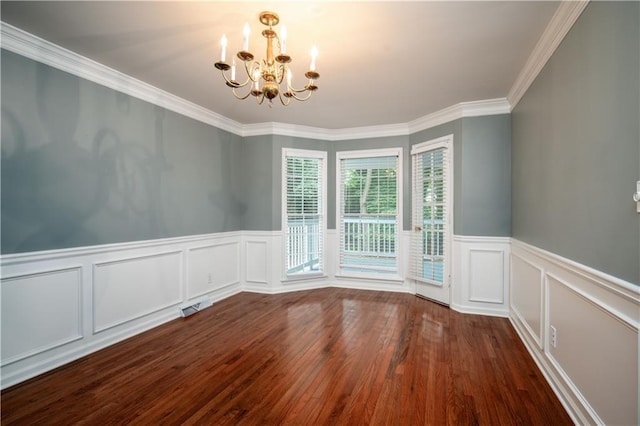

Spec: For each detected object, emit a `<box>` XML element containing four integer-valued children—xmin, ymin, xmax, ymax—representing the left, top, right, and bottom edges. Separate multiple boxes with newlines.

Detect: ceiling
<box><xmin>0</xmin><ymin>1</ymin><xmax>560</xmax><ymax>130</ymax></box>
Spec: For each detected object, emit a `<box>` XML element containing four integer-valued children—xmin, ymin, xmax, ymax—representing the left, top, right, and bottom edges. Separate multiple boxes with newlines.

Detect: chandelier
<box><xmin>214</xmin><ymin>11</ymin><xmax>319</xmax><ymax>107</ymax></box>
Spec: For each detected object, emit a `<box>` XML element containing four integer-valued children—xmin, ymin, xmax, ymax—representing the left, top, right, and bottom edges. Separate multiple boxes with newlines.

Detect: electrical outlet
<box><xmin>550</xmin><ymin>325</ymin><xmax>557</xmax><ymax>348</ymax></box>
<box><xmin>208</xmin><ymin>273</ymin><xmax>213</xmax><ymax>284</ymax></box>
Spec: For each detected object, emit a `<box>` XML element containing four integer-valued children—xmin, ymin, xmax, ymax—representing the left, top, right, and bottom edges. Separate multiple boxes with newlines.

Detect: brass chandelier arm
<box><xmin>288</xmin><ymin>85</ymin><xmax>312</xmax><ymax>94</ymax></box>
<box><xmin>276</xmin><ymin>64</ymin><xmax>286</xmax><ymax>85</ymax></box>
<box><xmin>243</xmin><ymin>60</ymin><xmax>262</xmax><ymax>82</ymax></box>
<box><xmin>220</xmin><ymin>69</ymin><xmax>251</xmax><ymax>88</ymax></box>
<box><xmin>288</xmin><ymin>90</ymin><xmax>314</xmax><ymax>102</ymax></box>
<box><xmin>231</xmin><ymin>87</ymin><xmax>253</xmax><ymax>100</ymax></box>
<box><xmin>277</xmin><ymin>90</ymin><xmax>292</xmax><ymax>106</ymax></box>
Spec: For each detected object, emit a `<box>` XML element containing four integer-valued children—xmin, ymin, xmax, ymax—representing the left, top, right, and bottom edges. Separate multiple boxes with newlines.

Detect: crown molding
<box><xmin>2</xmin><ymin>21</ymin><xmax>510</xmax><ymax>142</ymax></box>
<box><xmin>0</xmin><ymin>22</ymin><xmax>244</xmax><ymax>136</ymax></box>
<box><xmin>247</xmin><ymin>100</ymin><xmax>510</xmax><ymax>141</ymax></box>
<box><xmin>323</xmin><ymin>123</ymin><xmax>411</xmax><ymax>142</ymax></box>
<box><xmin>242</xmin><ymin>122</ymin><xmax>334</xmax><ymax>140</ymax></box>
<box><xmin>407</xmin><ymin>98</ymin><xmax>511</xmax><ymax>135</ymax></box>
<box><xmin>507</xmin><ymin>0</ymin><xmax>589</xmax><ymax>109</ymax></box>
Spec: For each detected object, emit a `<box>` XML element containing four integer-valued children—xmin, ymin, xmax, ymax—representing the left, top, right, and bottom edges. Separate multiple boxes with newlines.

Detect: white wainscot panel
<box><xmin>1</xmin><ymin>267</ymin><xmax>82</xmax><ymax>365</ymax></box>
<box><xmin>245</xmin><ymin>240</ymin><xmax>268</xmax><ymax>284</ymax></box>
<box><xmin>452</xmin><ymin>236</ymin><xmax>510</xmax><ymax>317</ymax></box>
<box><xmin>468</xmin><ymin>249</ymin><xmax>504</xmax><ymax>303</ymax></box>
<box><xmin>93</xmin><ymin>252</ymin><xmax>182</xmax><ymax>333</ymax></box>
<box><xmin>510</xmin><ymin>253</ymin><xmax>543</xmax><ymax>348</ymax></box>
<box><xmin>547</xmin><ymin>274</ymin><xmax>638</xmax><ymax>426</ymax></box>
<box><xmin>188</xmin><ymin>242</ymin><xmax>240</xmax><ymax>299</ymax></box>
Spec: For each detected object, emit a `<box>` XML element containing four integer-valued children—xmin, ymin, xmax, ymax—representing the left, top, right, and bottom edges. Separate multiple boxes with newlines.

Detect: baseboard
<box><xmin>450</xmin><ymin>302</ymin><xmax>509</xmax><ymax>318</ymax></box>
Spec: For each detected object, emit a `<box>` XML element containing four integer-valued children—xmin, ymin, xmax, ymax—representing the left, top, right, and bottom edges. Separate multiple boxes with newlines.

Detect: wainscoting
<box><xmin>510</xmin><ymin>239</ymin><xmax>639</xmax><ymax>426</ymax></box>
<box><xmin>0</xmin><ymin>230</ymin><xmax>507</xmax><ymax>388</ymax></box>
<box><xmin>451</xmin><ymin>235</ymin><xmax>511</xmax><ymax>317</ymax></box>
<box><xmin>2</xmin><ymin>232</ymin><xmax>638</xmax><ymax>425</ymax></box>
<box><xmin>0</xmin><ymin>232</ymin><xmax>243</xmax><ymax>388</ymax></box>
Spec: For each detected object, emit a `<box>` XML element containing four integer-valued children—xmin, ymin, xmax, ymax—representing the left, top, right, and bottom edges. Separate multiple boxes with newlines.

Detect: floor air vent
<box><xmin>180</xmin><ymin>298</ymin><xmax>213</xmax><ymax>317</ymax></box>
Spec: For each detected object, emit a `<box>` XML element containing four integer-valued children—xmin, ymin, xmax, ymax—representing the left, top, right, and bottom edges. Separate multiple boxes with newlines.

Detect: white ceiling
<box><xmin>0</xmin><ymin>1</ymin><xmax>560</xmax><ymax>129</ymax></box>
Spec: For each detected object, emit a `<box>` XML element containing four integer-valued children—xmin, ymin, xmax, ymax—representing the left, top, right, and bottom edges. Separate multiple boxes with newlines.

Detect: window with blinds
<box><xmin>338</xmin><ymin>149</ymin><xmax>401</xmax><ymax>275</ymax></box>
<box><xmin>283</xmin><ymin>149</ymin><xmax>326</xmax><ymax>277</ymax></box>
<box><xmin>410</xmin><ymin>140</ymin><xmax>450</xmax><ymax>285</ymax></box>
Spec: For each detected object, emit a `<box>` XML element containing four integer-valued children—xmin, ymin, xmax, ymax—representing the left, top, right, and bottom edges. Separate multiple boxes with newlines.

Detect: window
<box><xmin>283</xmin><ymin>149</ymin><xmax>326</xmax><ymax>277</ymax></box>
<box><xmin>338</xmin><ymin>148</ymin><xmax>402</xmax><ymax>276</ymax></box>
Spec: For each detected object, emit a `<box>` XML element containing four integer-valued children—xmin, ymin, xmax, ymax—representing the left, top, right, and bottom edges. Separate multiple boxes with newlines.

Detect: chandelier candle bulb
<box><xmin>310</xmin><ymin>46</ymin><xmax>318</xmax><ymax>71</ymax></box>
<box><xmin>220</xmin><ymin>34</ymin><xmax>227</xmax><ymax>62</ymax></box>
<box><xmin>253</xmin><ymin>69</ymin><xmax>260</xmax><ymax>89</ymax></box>
<box><xmin>231</xmin><ymin>59</ymin><xmax>236</xmax><ymax>81</ymax></box>
<box><xmin>243</xmin><ymin>23</ymin><xmax>250</xmax><ymax>51</ymax></box>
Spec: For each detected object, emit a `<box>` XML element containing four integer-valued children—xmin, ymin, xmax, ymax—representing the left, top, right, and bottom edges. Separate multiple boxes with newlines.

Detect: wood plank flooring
<box><xmin>1</xmin><ymin>288</ymin><xmax>572</xmax><ymax>425</ymax></box>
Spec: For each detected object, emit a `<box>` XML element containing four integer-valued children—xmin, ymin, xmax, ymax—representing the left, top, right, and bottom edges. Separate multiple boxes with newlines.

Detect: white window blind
<box><xmin>339</xmin><ymin>153</ymin><xmax>399</xmax><ymax>275</ymax></box>
<box><xmin>284</xmin><ymin>151</ymin><xmax>324</xmax><ymax>276</ymax></box>
<box><xmin>411</xmin><ymin>146</ymin><xmax>447</xmax><ymax>284</ymax></box>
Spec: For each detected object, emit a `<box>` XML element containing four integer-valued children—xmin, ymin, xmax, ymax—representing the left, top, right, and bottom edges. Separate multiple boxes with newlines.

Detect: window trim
<box><xmin>281</xmin><ymin>148</ymin><xmax>328</xmax><ymax>280</ymax></box>
<box><xmin>335</xmin><ymin>147</ymin><xmax>403</xmax><ymax>280</ymax></box>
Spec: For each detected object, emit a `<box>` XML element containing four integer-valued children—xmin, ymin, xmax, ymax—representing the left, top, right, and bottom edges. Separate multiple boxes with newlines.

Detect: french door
<box><xmin>410</xmin><ymin>135</ymin><xmax>452</xmax><ymax>305</ymax></box>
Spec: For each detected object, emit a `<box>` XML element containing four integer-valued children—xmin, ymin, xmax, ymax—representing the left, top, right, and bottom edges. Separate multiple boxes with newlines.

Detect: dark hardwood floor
<box><xmin>1</xmin><ymin>288</ymin><xmax>572</xmax><ymax>425</ymax></box>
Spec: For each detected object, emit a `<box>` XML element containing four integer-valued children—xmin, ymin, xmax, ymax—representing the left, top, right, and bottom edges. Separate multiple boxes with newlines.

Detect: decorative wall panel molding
<box><xmin>244</xmin><ymin>240</ymin><xmax>269</xmax><ymax>285</ymax></box>
<box><xmin>468</xmin><ymin>249</ymin><xmax>505</xmax><ymax>303</ymax></box>
<box><xmin>1</xmin><ymin>267</ymin><xmax>83</xmax><ymax>365</ymax></box>
<box><xmin>451</xmin><ymin>235</ymin><xmax>511</xmax><ymax>317</ymax></box>
<box><xmin>187</xmin><ymin>242</ymin><xmax>240</xmax><ymax>299</ymax></box>
<box><xmin>510</xmin><ymin>239</ymin><xmax>639</xmax><ymax>426</ymax></box>
<box><xmin>92</xmin><ymin>251</ymin><xmax>183</xmax><ymax>333</ymax></box>
<box><xmin>510</xmin><ymin>252</ymin><xmax>544</xmax><ymax>348</ymax></box>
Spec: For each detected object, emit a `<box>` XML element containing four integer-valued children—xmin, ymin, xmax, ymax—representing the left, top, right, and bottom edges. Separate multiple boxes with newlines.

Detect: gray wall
<box><xmin>1</xmin><ymin>50</ymin><xmax>244</xmax><ymax>254</ymax></box>
<box><xmin>1</xmin><ymin>50</ymin><xmax>512</xmax><ymax>254</ymax></box>
<box><xmin>239</xmin><ymin>134</ymin><xmax>332</xmax><ymax>231</ymax></box>
<box><xmin>242</xmin><ymin>117</ymin><xmax>511</xmax><ymax>236</ymax></box>
<box><xmin>460</xmin><ymin>115</ymin><xmax>511</xmax><ymax>236</ymax></box>
<box><xmin>239</xmin><ymin>135</ymin><xmax>274</xmax><ymax>231</ymax></box>
<box><xmin>410</xmin><ymin>116</ymin><xmax>511</xmax><ymax>237</ymax></box>
<box><xmin>511</xmin><ymin>2</ymin><xmax>639</xmax><ymax>284</ymax></box>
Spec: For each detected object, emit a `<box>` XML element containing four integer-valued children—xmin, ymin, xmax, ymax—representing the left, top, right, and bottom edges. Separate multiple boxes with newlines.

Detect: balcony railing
<box><xmin>286</xmin><ymin>216</ymin><xmax>445</xmax><ymax>277</ymax></box>
<box><xmin>286</xmin><ymin>216</ymin><xmax>321</xmax><ymax>274</ymax></box>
